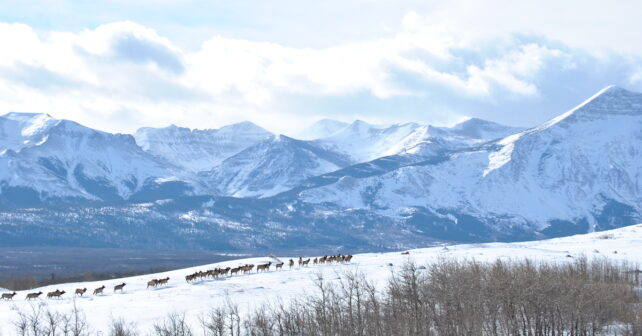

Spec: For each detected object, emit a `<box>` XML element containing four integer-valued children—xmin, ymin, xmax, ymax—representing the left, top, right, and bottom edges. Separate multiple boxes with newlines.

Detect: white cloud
<box><xmin>0</xmin><ymin>13</ymin><xmax>640</xmax><ymax>136</ymax></box>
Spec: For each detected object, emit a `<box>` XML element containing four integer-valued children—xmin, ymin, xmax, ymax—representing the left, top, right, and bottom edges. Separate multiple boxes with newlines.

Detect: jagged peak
<box><xmin>297</xmin><ymin>118</ymin><xmax>349</xmax><ymax>140</ymax></box>
<box><xmin>452</xmin><ymin>117</ymin><xmax>503</xmax><ymax>129</ymax></box>
<box><xmin>570</xmin><ymin>85</ymin><xmax>641</xmax><ymax>115</ymax></box>
<box><xmin>495</xmin><ymin>86</ymin><xmax>642</xmax><ymax>147</ymax></box>
<box><xmin>2</xmin><ymin>112</ymin><xmax>54</xmax><ymax>121</ymax></box>
<box><xmin>219</xmin><ymin>121</ymin><xmax>272</xmax><ymax>134</ymax></box>
<box><xmin>533</xmin><ymin>85</ymin><xmax>642</xmax><ymax>132</ymax></box>
<box><xmin>314</xmin><ymin>118</ymin><xmax>348</xmax><ymax>125</ymax></box>
<box><xmin>135</xmin><ymin>121</ymin><xmax>272</xmax><ymax>137</ymax></box>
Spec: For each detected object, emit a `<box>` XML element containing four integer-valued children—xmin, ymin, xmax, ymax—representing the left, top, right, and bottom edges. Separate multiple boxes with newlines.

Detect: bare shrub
<box><xmin>108</xmin><ymin>317</ymin><xmax>138</xmax><ymax>336</ymax></box>
<box><xmin>200</xmin><ymin>300</ymin><xmax>242</xmax><ymax>336</ymax></box>
<box><xmin>12</xmin><ymin>301</ymin><xmax>89</xmax><ymax>336</ymax></box>
<box><xmin>152</xmin><ymin>312</ymin><xmax>193</xmax><ymax>336</ymax></box>
<box><xmin>238</xmin><ymin>257</ymin><xmax>642</xmax><ymax>336</ymax></box>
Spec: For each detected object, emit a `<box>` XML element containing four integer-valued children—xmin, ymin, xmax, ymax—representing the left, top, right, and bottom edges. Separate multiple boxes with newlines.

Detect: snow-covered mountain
<box><xmin>134</xmin><ymin>121</ymin><xmax>272</xmax><ymax>172</ymax></box>
<box><xmin>313</xmin><ymin>119</ymin><xmax>524</xmax><ymax>163</ymax></box>
<box><xmin>0</xmin><ymin>86</ymin><xmax>640</xmax><ymax>249</ymax></box>
<box><xmin>0</xmin><ymin>113</ymin><xmax>191</xmax><ymax>205</ymax></box>
<box><xmin>300</xmin><ymin>86</ymin><xmax>642</xmax><ymax>238</ymax></box>
<box><xmin>314</xmin><ymin>120</ymin><xmax>422</xmax><ymax>162</ymax></box>
<box><xmin>438</xmin><ymin>117</ymin><xmax>524</xmax><ymax>141</ymax></box>
<box><xmin>204</xmin><ymin>135</ymin><xmax>353</xmax><ymax>197</ymax></box>
<box><xmin>297</xmin><ymin>118</ymin><xmax>349</xmax><ymax>140</ymax></box>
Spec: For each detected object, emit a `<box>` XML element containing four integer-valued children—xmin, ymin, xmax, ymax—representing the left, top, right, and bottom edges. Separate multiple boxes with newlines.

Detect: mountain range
<box><xmin>0</xmin><ymin>85</ymin><xmax>640</xmax><ymax>252</ymax></box>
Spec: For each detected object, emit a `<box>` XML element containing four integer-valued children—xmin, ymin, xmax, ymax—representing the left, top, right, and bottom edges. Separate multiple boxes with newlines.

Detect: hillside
<box><xmin>0</xmin><ymin>223</ymin><xmax>640</xmax><ymax>334</ymax></box>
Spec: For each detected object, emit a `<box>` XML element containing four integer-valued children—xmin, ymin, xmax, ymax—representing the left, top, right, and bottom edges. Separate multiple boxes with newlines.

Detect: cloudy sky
<box><xmin>0</xmin><ymin>0</ymin><xmax>641</xmax><ymax>135</ymax></box>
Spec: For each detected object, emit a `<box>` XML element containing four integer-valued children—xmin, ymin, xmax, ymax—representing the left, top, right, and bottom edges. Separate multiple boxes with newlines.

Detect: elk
<box><xmin>206</xmin><ymin>269</ymin><xmax>219</xmax><ymax>279</ymax></box>
<box><xmin>298</xmin><ymin>257</ymin><xmax>303</xmax><ymax>267</ymax></box>
<box><xmin>47</xmin><ymin>290</ymin><xmax>66</xmax><ymax>299</ymax></box>
<box><xmin>301</xmin><ymin>258</ymin><xmax>311</xmax><ymax>267</ymax></box>
<box><xmin>75</xmin><ymin>288</ymin><xmax>87</xmax><ymax>296</ymax></box>
<box><xmin>289</xmin><ymin>259</ymin><xmax>294</xmax><ymax>269</ymax></box>
<box><xmin>242</xmin><ymin>264</ymin><xmax>254</xmax><ymax>274</ymax></box>
<box><xmin>114</xmin><ymin>283</ymin><xmax>126</xmax><ymax>292</ymax></box>
<box><xmin>1</xmin><ymin>292</ymin><xmax>16</xmax><ymax>300</ymax></box>
<box><xmin>313</xmin><ymin>257</ymin><xmax>318</xmax><ymax>265</ymax></box>
<box><xmin>275</xmin><ymin>262</ymin><xmax>284</xmax><ymax>270</ymax></box>
<box><xmin>256</xmin><ymin>262</ymin><xmax>272</xmax><ymax>272</ymax></box>
<box><xmin>147</xmin><ymin>279</ymin><xmax>158</xmax><ymax>289</ymax></box>
<box><xmin>256</xmin><ymin>262</ymin><xmax>270</xmax><ymax>272</ymax></box>
<box><xmin>93</xmin><ymin>285</ymin><xmax>106</xmax><ymax>295</ymax></box>
<box><xmin>157</xmin><ymin>277</ymin><xmax>170</xmax><ymax>286</ymax></box>
<box><xmin>26</xmin><ymin>291</ymin><xmax>43</xmax><ymax>300</ymax></box>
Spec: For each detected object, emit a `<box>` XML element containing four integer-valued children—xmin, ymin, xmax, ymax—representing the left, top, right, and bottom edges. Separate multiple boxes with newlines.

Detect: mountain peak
<box><xmin>219</xmin><ymin>121</ymin><xmax>271</xmax><ymax>135</ymax></box>
<box><xmin>540</xmin><ymin>86</ymin><xmax>642</xmax><ymax>129</ymax></box>
<box><xmin>448</xmin><ymin>117</ymin><xmax>524</xmax><ymax>140</ymax></box>
<box><xmin>452</xmin><ymin>117</ymin><xmax>497</xmax><ymax>129</ymax></box>
<box><xmin>576</xmin><ymin>86</ymin><xmax>641</xmax><ymax>114</ymax></box>
<box><xmin>2</xmin><ymin>112</ymin><xmax>54</xmax><ymax>120</ymax></box>
<box><xmin>1</xmin><ymin>112</ymin><xmax>60</xmax><ymax>145</ymax></box>
<box><xmin>297</xmin><ymin>118</ymin><xmax>349</xmax><ymax>140</ymax></box>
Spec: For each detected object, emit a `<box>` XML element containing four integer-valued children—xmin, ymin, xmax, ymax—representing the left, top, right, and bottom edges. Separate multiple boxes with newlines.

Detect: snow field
<box><xmin>1</xmin><ymin>224</ymin><xmax>641</xmax><ymax>334</ymax></box>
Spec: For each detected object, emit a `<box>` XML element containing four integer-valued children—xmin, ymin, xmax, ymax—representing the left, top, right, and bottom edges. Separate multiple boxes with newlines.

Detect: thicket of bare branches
<box><xmin>152</xmin><ymin>313</ymin><xmax>193</xmax><ymax>336</ymax></box>
<box><xmin>212</xmin><ymin>257</ymin><xmax>642</xmax><ymax>336</ymax></box>
<box><xmin>13</xmin><ymin>301</ymin><xmax>89</xmax><ymax>336</ymax></box>
<box><xmin>12</xmin><ymin>257</ymin><xmax>642</xmax><ymax>336</ymax></box>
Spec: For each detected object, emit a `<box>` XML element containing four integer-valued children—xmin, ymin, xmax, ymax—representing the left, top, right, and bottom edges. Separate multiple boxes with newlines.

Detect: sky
<box><xmin>0</xmin><ymin>0</ymin><xmax>641</xmax><ymax>135</ymax></box>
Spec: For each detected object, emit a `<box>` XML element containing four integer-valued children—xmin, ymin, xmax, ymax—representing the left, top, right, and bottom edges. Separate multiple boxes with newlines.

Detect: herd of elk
<box><xmin>1</xmin><ymin>253</ymin><xmax>355</xmax><ymax>300</ymax></box>
<box><xmin>185</xmin><ymin>254</ymin><xmax>354</xmax><ymax>285</ymax></box>
<box><xmin>186</xmin><ymin>264</ymin><xmax>259</xmax><ymax>283</ymax></box>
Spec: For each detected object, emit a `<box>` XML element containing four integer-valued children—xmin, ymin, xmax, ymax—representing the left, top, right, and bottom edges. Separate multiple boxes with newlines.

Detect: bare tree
<box><xmin>108</xmin><ymin>317</ymin><xmax>138</xmax><ymax>336</ymax></box>
<box><xmin>152</xmin><ymin>312</ymin><xmax>193</xmax><ymax>336</ymax></box>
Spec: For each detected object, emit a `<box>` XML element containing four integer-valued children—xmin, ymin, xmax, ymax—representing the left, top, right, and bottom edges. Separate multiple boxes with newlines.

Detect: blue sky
<box><xmin>0</xmin><ymin>0</ymin><xmax>641</xmax><ymax>134</ymax></box>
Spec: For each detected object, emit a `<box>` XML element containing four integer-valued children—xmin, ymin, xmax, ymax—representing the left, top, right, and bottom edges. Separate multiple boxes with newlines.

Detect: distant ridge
<box><xmin>0</xmin><ymin>86</ymin><xmax>640</xmax><ymax>251</ymax></box>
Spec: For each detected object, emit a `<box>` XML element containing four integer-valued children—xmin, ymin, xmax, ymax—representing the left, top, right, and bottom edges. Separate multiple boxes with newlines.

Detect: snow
<box><xmin>302</xmin><ymin>86</ymin><xmax>642</xmax><ymax>230</ymax></box>
<box><xmin>315</xmin><ymin>118</ymin><xmax>523</xmax><ymax>164</ymax></box>
<box><xmin>316</xmin><ymin>120</ymin><xmax>421</xmax><ymax>162</ymax></box>
<box><xmin>0</xmin><ymin>113</ymin><xmax>199</xmax><ymax>201</ymax></box>
<box><xmin>204</xmin><ymin>135</ymin><xmax>353</xmax><ymax>197</ymax></box>
<box><xmin>0</xmin><ymin>223</ymin><xmax>640</xmax><ymax>334</ymax></box>
<box><xmin>297</xmin><ymin>118</ymin><xmax>349</xmax><ymax>140</ymax></box>
<box><xmin>134</xmin><ymin>122</ymin><xmax>272</xmax><ymax>172</ymax></box>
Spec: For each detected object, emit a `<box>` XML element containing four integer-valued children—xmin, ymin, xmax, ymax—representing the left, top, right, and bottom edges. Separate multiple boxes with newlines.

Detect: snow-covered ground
<box><xmin>1</xmin><ymin>224</ymin><xmax>641</xmax><ymax>334</ymax></box>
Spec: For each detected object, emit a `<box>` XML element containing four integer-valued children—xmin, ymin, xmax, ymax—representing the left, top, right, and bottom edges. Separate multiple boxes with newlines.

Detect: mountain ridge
<box><xmin>0</xmin><ymin>85</ymin><xmax>640</xmax><ymax>250</ymax></box>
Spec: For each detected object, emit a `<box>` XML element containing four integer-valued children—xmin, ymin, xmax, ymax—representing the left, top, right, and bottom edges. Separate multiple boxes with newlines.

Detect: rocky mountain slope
<box><xmin>134</xmin><ymin>122</ymin><xmax>272</xmax><ymax>172</ymax></box>
<box><xmin>0</xmin><ymin>86</ymin><xmax>640</xmax><ymax>250</ymax></box>
<box><xmin>0</xmin><ymin>113</ymin><xmax>192</xmax><ymax>205</ymax></box>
